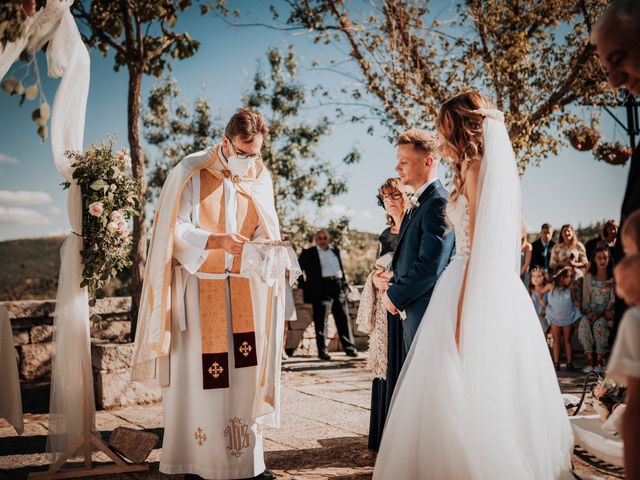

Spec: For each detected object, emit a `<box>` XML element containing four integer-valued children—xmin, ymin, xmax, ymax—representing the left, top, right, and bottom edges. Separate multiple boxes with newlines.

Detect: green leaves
<box><xmin>144</xmin><ymin>44</ymin><xmax>360</xmax><ymax>249</ymax></box>
<box><xmin>90</xmin><ymin>179</ymin><xmax>109</xmax><ymax>191</ymax></box>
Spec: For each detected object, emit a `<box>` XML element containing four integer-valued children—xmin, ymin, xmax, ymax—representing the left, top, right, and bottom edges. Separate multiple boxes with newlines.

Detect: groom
<box><xmin>381</xmin><ymin>129</ymin><xmax>455</xmax><ymax>354</ymax></box>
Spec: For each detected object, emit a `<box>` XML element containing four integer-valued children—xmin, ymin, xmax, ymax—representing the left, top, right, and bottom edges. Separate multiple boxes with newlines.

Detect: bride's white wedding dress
<box><xmin>373</xmin><ymin>114</ymin><xmax>574</xmax><ymax>479</ymax></box>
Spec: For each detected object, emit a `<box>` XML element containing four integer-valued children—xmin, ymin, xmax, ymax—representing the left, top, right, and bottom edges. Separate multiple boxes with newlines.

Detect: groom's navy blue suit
<box><xmin>387</xmin><ymin>179</ymin><xmax>455</xmax><ymax>355</ymax></box>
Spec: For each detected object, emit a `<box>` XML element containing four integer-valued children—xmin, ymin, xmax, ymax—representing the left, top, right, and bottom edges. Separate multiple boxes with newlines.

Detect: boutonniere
<box><xmin>409</xmin><ymin>195</ymin><xmax>420</xmax><ymax>209</ymax></box>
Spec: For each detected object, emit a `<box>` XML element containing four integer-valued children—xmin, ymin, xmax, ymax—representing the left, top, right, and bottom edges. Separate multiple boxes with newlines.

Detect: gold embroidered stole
<box><xmin>198</xmin><ymin>168</ymin><xmax>260</xmax><ymax>389</ymax></box>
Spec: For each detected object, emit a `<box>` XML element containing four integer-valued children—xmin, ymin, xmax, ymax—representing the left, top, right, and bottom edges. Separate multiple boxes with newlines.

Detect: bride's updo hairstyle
<box><xmin>436</xmin><ymin>91</ymin><xmax>493</xmax><ymax>202</ymax></box>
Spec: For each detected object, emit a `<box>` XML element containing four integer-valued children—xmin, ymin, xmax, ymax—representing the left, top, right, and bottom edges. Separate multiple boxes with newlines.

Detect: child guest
<box><xmin>529</xmin><ymin>266</ymin><xmax>552</xmax><ymax>333</ymax></box>
<box><xmin>546</xmin><ymin>266</ymin><xmax>582</xmax><ymax>370</ymax></box>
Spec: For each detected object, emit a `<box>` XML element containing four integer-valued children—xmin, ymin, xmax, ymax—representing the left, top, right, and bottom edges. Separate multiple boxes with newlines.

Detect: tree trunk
<box><xmin>127</xmin><ymin>65</ymin><xmax>146</xmax><ymax>339</ymax></box>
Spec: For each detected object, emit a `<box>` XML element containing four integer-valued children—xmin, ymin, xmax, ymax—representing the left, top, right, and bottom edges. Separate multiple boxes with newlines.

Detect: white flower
<box><xmin>118</xmin><ymin>221</ymin><xmax>129</xmax><ymax>236</ymax></box>
<box><xmin>472</xmin><ymin>108</ymin><xmax>505</xmax><ymax>123</ymax></box>
<box><xmin>409</xmin><ymin>195</ymin><xmax>420</xmax><ymax>209</ymax></box>
<box><xmin>106</xmin><ymin>221</ymin><xmax>119</xmax><ymax>233</ymax></box>
<box><xmin>109</xmin><ymin>184</ymin><xmax>117</xmax><ymax>192</ymax></box>
<box><xmin>110</xmin><ymin>210</ymin><xmax>125</xmax><ymax>224</ymax></box>
<box><xmin>88</xmin><ymin>202</ymin><xmax>104</xmax><ymax>217</ymax></box>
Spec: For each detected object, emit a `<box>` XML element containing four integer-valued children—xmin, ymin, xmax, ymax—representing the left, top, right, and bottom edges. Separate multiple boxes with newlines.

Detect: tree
<box><xmin>143</xmin><ymin>45</ymin><xmax>360</xmax><ymax>247</ymax></box>
<box><xmin>144</xmin><ymin>77</ymin><xmax>222</xmax><ymax>201</ymax></box>
<box><xmin>216</xmin><ymin>0</ymin><xmax>614</xmax><ymax>172</ymax></box>
<box><xmin>72</xmin><ymin>0</ymin><xmax>202</xmax><ymax>334</ymax></box>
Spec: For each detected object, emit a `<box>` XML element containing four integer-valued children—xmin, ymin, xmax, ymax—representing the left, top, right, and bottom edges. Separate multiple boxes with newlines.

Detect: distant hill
<box><xmin>0</xmin><ymin>231</ymin><xmax>381</xmax><ymax>301</ymax></box>
<box><xmin>0</xmin><ymin>236</ymin><xmax>64</xmax><ymax>301</ymax></box>
<box><xmin>0</xmin><ymin>222</ymin><xmax>608</xmax><ymax>301</ymax></box>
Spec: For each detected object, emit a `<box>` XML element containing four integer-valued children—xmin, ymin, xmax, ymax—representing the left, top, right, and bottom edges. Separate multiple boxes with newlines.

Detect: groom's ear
<box><xmin>424</xmin><ymin>154</ymin><xmax>434</xmax><ymax>168</ymax></box>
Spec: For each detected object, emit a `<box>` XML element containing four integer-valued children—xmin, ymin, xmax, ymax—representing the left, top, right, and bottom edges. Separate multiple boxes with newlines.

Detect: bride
<box><xmin>373</xmin><ymin>92</ymin><xmax>574</xmax><ymax>479</ymax></box>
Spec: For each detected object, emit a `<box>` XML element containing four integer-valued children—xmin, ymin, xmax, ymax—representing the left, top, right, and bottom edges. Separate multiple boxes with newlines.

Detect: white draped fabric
<box><xmin>0</xmin><ymin>306</ymin><xmax>23</xmax><ymax>435</ymax></box>
<box><xmin>0</xmin><ymin>0</ymin><xmax>92</xmax><ymax>456</ymax></box>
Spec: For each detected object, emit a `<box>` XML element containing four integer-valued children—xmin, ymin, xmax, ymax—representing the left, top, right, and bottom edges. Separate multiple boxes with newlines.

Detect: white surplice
<box><xmin>159</xmin><ymin>156</ymin><xmax>270</xmax><ymax>479</ymax></box>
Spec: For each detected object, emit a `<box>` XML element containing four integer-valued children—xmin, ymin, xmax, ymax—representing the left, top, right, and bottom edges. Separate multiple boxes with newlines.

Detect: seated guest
<box><xmin>550</xmin><ymin>224</ymin><xmax>588</xmax><ymax>305</ymax></box>
<box><xmin>531</xmin><ymin>223</ymin><xmax>555</xmax><ymax>271</ymax></box>
<box><xmin>520</xmin><ymin>222</ymin><xmax>532</xmax><ymax>286</ymax></box>
<box><xmin>585</xmin><ymin>219</ymin><xmax>619</xmax><ymax>262</ymax></box>
<box><xmin>578</xmin><ymin>246</ymin><xmax>615</xmax><ymax>374</ymax></box>
<box><xmin>356</xmin><ymin>177</ymin><xmax>409</xmax><ymax>451</ymax></box>
<box><xmin>298</xmin><ymin>230</ymin><xmax>358</xmax><ymax>361</ymax></box>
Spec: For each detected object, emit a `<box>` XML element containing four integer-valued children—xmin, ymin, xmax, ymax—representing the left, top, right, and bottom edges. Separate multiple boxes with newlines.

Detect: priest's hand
<box><xmin>206</xmin><ymin>233</ymin><xmax>249</xmax><ymax>255</ymax></box>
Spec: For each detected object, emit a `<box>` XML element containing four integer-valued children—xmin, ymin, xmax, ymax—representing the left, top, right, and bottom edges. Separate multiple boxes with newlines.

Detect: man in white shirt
<box><xmin>298</xmin><ymin>230</ymin><xmax>358</xmax><ymax>360</ymax></box>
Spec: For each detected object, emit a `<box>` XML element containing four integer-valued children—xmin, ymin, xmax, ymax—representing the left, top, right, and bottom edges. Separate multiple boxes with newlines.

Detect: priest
<box><xmin>131</xmin><ymin>109</ymin><xmax>283</xmax><ymax>479</ymax></box>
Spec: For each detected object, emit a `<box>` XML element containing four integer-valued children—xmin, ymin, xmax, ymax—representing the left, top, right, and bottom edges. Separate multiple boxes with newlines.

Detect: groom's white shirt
<box><xmin>412</xmin><ymin>176</ymin><xmax>438</xmax><ymax>200</ymax></box>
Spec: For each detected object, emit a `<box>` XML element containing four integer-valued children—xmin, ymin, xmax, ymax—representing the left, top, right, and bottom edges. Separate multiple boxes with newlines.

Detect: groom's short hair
<box><xmin>397</xmin><ymin>129</ymin><xmax>439</xmax><ymax>158</ymax></box>
<box><xmin>225</xmin><ymin>108</ymin><xmax>269</xmax><ymax>142</ymax></box>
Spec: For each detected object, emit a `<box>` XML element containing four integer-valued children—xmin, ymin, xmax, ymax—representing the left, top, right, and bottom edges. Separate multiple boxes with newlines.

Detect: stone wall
<box><xmin>286</xmin><ymin>288</ymin><xmax>368</xmax><ymax>355</ymax></box>
<box><xmin>3</xmin><ymin>297</ymin><xmax>132</xmax><ymax>382</ymax></box>
<box><xmin>3</xmin><ymin>291</ymin><xmax>367</xmax><ymax>409</ymax></box>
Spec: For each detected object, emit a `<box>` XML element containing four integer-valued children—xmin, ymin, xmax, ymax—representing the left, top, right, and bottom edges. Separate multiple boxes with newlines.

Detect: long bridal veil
<box><xmin>457</xmin><ymin>115</ymin><xmax>574</xmax><ymax>478</ymax></box>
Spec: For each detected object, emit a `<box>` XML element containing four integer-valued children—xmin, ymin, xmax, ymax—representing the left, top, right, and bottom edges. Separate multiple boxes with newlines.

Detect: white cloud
<box><xmin>319</xmin><ymin>204</ymin><xmax>373</xmax><ymax>221</ymax></box>
<box><xmin>0</xmin><ymin>207</ymin><xmax>51</xmax><ymax>225</ymax></box>
<box><xmin>48</xmin><ymin>206</ymin><xmax>62</xmax><ymax>215</ymax></box>
<box><xmin>0</xmin><ymin>153</ymin><xmax>19</xmax><ymax>165</ymax></box>
<box><xmin>0</xmin><ymin>190</ymin><xmax>53</xmax><ymax>205</ymax></box>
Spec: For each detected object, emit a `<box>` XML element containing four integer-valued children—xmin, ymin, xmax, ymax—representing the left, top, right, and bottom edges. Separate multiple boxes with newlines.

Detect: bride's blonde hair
<box><xmin>436</xmin><ymin>92</ymin><xmax>494</xmax><ymax>202</ymax></box>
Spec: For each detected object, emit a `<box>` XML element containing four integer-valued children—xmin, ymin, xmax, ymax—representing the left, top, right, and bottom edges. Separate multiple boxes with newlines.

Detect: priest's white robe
<box><xmin>159</xmin><ymin>153</ymin><xmax>272</xmax><ymax>479</ymax></box>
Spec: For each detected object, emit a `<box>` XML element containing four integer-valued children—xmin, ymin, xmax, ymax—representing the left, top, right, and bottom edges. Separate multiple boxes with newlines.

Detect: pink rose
<box><xmin>116</xmin><ymin>149</ymin><xmax>132</xmax><ymax>168</ymax></box>
<box><xmin>110</xmin><ymin>211</ymin><xmax>124</xmax><ymax>224</ymax></box>
<box><xmin>118</xmin><ymin>221</ymin><xmax>128</xmax><ymax>236</ymax></box>
<box><xmin>109</xmin><ymin>184</ymin><xmax>117</xmax><ymax>192</ymax></box>
<box><xmin>593</xmin><ymin>386</ymin><xmax>608</xmax><ymax>399</ymax></box>
<box><xmin>88</xmin><ymin>201</ymin><xmax>104</xmax><ymax>217</ymax></box>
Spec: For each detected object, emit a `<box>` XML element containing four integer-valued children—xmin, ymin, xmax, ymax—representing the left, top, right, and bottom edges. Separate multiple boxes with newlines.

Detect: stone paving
<box><xmin>0</xmin><ymin>353</ymin><xmax>623</xmax><ymax>480</ymax></box>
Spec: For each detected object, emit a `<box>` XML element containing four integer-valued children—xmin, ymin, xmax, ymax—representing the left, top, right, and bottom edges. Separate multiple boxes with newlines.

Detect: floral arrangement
<box><xmin>63</xmin><ymin>140</ymin><xmax>140</xmax><ymax>317</ymax></box>
<box><xmin>592</xmin><ymin>377</ymin><xmax>627</xmax><ymax>420</ymax></box>
<box><xmin>565</xmin><ymin>120</ymin><xmax>601</xmax><ymax>152</ymax></box>
<box><xmin>594</xmin><ymin>141</ymin><xmax>633</xmax><ymax>166</ymax></box>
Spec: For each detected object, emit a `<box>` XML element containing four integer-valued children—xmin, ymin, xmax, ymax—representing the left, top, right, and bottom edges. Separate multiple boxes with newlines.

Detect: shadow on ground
<box><xmin>266</xmin><ymin>435</ymin><xmax>375</xmax><ymax>479</ymax></box>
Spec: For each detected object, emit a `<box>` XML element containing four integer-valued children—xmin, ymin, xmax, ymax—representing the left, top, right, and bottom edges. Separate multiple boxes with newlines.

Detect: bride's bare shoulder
<box><xmin>462</xmin><ymin>159</ymin><xmax>481</xmax><ymax>205</ymax></box>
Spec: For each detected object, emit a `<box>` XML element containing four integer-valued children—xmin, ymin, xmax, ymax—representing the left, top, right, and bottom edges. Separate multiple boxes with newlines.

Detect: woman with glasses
<box><xmin>356</xmin><ymin>177</ymin><xmax>410</xmax><ymax>451</ymax></box>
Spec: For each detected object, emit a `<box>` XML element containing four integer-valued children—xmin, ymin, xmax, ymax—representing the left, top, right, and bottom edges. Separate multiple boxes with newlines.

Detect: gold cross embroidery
<box><xmin>239</xmin><ymin>341</ymin><xmax>252</xmax><ymax>357</ymax></box>
<box><xmin>194</xmin><ymin>427</ymin><xmax>207</xmax><ymax>446</ymax></box>
<box><xmin>208</xmin><ymin>362</ymin><xmax>224</xmax><ymax>378</ymax></box>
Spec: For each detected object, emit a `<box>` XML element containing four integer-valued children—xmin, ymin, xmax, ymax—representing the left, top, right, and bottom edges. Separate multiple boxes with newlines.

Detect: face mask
<box><xmin>223</xmin><ymin>149</ymin><xmax>257</xmax><ymax>177</ymax></box>
<box><xmin>227</xmin><ymin>155</ymin><xmax>251</xmax><ymax>175</ymax></box>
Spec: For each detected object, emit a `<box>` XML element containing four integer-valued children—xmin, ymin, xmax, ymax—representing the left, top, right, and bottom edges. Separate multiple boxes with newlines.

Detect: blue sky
<box><xmin>0</xmin><ymin>2</ymin><xmax>631</xmax><ymax>241</ymax></box>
